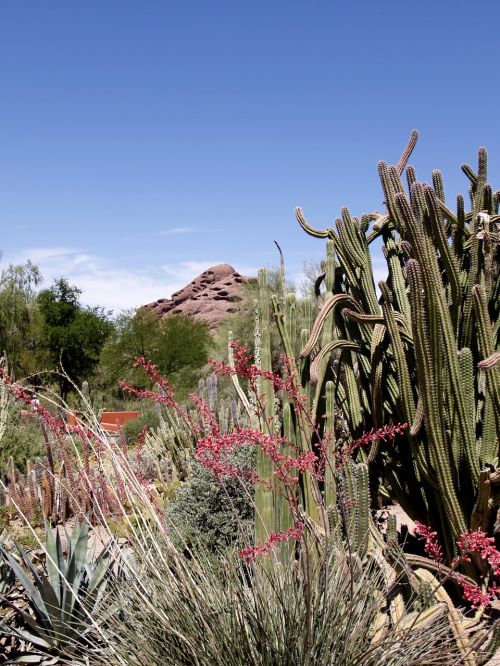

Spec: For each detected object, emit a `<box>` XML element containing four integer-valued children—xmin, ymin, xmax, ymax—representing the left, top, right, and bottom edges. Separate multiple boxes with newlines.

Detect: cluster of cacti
<box><xmin>245</xmin><ymin>314</ymin><xmax>500</xmax><ymax>664</ymax></box>
<box><xmin>244</xmin><ymin>134</ymin><xmax>499</xmax><ymax>663</ymax></box>
<box><xmin>0</xmin><ymin>395</ymin><xmax>130</xmax><ymax>524</ymax></box>
<box><xmin>4</xmin><ymin>449</ymin><xmax>123</xmax><ymax>525</ymax></box>
<box><xmin>291</xmin><ymin>131</ymin><xmax>499</xmax><ymax>578</ymax></box>
<box><xmin>197</xmin><ymin>373</ymin><xmax>246</xmax><ymax>433</ymax></box>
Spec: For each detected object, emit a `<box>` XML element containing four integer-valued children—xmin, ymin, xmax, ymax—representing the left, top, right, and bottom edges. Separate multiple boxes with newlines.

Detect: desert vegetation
<box><xmin>0</xmin><ymin>131</ymin><xmax>499</xmax><ymax>664</ymax></box>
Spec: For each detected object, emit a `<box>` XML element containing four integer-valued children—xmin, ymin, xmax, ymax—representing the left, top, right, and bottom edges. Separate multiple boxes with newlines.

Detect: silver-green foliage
<box><xmin>78</xmin><ymin>531</ymin><xmax>461</xmax><ymax>666</ymax></box>
<box><xmin>0</xmin><ymin>521</ymin><xmax>114</xmax><ymax>660</ymax></box>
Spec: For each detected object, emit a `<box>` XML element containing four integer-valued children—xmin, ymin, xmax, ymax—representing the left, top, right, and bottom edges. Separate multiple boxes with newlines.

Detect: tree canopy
<box><xmin>36</xmin><ymin>278</ymin><xmax>114</xmax><ymax>399</ymax></box>
<box><xmin>100</xmin><ymin>309</ymin><xmax>212</xmax><ymax>397</ymax></box>
<box><xmin>0</xmin><ymin>260</ymin><xmax>42</xmax><ymax>378</ymax></box>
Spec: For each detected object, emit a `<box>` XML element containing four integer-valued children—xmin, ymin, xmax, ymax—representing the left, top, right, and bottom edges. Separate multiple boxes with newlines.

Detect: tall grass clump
<box><xmin>86</xmin><ymin>531</ymin><xmax>461</xmax><ymax>666</ymax></box>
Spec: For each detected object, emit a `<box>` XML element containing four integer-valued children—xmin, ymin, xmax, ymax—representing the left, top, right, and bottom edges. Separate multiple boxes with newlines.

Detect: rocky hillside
<box><xmin>143</xmin><ymin>263</ymin><xmax>255</xmax><ymax>329</ymax></box>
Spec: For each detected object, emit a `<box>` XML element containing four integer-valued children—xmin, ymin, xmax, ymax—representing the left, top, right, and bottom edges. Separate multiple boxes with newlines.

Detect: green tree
<box><xmin>100</xmin><ymin>309</ymin><xmax>212</xmax><ymax>398</ymax></box>
<box><xmin>37</xmin><ymin>279</ymin><xmax>114</xmax><ymax>400</ymax></box>
<box><xmin>0</xmin><ymin>260</ymin><xmax>42</xmax><ymax>378</ymax></box>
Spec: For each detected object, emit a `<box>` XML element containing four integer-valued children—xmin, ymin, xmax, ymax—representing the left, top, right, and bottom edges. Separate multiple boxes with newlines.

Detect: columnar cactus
<box><xmin>296</xmin><ymin>131</ymin><xmax>500</xmax><ymax>575</ymax></box>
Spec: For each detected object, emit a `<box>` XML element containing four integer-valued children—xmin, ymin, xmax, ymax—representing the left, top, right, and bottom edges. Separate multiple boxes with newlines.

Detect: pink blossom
<box><xmin>239</xmin><ymin>526</ymin><xmax>303</xmax><ymax>562</ymax></box>
<box><xmin>414</xmin><ymin>521</ymin><xmax>444</xmax><ymax>563</ymax></box>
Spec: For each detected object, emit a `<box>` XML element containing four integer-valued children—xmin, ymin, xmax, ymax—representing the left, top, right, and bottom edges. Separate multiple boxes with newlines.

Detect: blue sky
<box><xmin>1</xmin><ymin>1</ymin><xmax>499</xmax><ymax>312</ymax></box>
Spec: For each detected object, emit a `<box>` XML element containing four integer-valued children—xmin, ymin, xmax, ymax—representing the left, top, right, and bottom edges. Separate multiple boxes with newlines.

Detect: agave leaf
<box><xmin>87</xmin><ymin>552</ymin><xmax>112</xmax><ymax>594</ymax></box>
<box><xmin>0</xmin><ymin>549</ymin><xmax>49</xmax><ymax>622</ymax></box>
<box><xmin>60</xmin><ymin>521</ymin><xmax>90</xmax><ymax>622</ymax></box>
<box><xmin>0</xmin><ymin>624</ymin><xmax>53</xmax><ymax>649</ymax></box>
<box><xmin>71</xmin><ymin>521</ymin><xmax>89</xmax><ymax>571</ymax></box>
<box><xmin>63</xmin><ymin>523</ymin><xmax>72</xmax><ymax>563</ymax></box>
<box><xmin>37</xmin><ymin>574</ymin><xmax>68</xmax><ymax>645</ymax></box>
<box><xmin>60</xmin><ymin>559</ymin><xmax>81</xmax><ymax>627</ymax></box>
<box><xmin>44</xmin><ymin>526</ymin><xmax>62</xmax><ymax>605</ymax></box>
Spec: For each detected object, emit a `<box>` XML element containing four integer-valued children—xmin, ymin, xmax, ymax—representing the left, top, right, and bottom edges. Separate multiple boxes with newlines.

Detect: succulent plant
<box><xmin>294</xmin><ymin>132</ymin><xmax>499</xmax><ymax>577</ymax></box>
<box><xmin>0</xmin><ymin>520</ymin><xmax>116</xmax><ymax>661</ymax></box>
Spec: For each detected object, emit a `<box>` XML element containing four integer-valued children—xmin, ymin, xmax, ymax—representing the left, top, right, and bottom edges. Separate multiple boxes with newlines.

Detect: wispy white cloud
<box><xmin>1</xmin><ymin>248</ymin><xmax>257</xmax><ymax>314</ymax></box>
<box><xmin>159</xmin><ymin>227</ymin><xmax>196</xmax><ymax>236</ymax></box>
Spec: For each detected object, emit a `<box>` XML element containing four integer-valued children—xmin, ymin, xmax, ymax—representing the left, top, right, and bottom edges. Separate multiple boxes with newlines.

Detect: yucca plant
<box><xmin>76</xmin><ymin>522</ymin><xmax>464</xmax><ymax>666</ymax></box>
<box><xmin>0</xmin><ymin>520</ymin><xmax>115</xmax><ymax>662</ymax></box>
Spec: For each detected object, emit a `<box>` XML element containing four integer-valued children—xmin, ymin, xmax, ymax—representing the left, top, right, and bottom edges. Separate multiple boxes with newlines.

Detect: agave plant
<box><xmin>0</xmin><ymin>520</ymin><xmax>115</xmax><ymax>662</ymax></box>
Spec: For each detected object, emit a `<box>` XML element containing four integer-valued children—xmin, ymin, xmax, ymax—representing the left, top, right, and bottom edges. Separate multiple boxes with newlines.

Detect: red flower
<box><xmin>239</xmin><ymin>526</ymin><xmax>303</xmax><ymax>562</ymax></box>
<box><xmin>414</xmin><ymin>521</ymin><xmax>444</xmax><ymax>563</ymax></box>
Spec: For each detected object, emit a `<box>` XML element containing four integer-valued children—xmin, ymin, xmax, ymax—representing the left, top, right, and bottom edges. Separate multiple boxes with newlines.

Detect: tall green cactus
<box><xmin>296</xmin><ymin>131</ymin><xmax>500</xmax><ymax>576</ymax></box>
<box><xmin>254</xmin><ymin>269</ymin><xmax>279</xmax><ymax>545</ymax></box>
<box><xmin>233</xmin><ymin>138</ymin><xmax>497</xmax><ymax>659</ymax></box>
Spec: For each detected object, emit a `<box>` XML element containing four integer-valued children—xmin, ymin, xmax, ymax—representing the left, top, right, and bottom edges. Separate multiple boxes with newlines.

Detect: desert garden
<box><xmin>0</xmin><ymin>131</ymin><xmax>499</xmax><ymax>664</ymax></box>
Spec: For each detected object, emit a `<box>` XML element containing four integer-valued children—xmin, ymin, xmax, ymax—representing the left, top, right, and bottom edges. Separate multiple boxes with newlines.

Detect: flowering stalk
<box><xmin>415</xmin><ymin>523</ymin><xmax>500</xmax><ymax>608</ymax></box>
<box><xmin>124</xmin><ymin>341</ymin><xmax>408</xmax><ymax>565</ymax></box>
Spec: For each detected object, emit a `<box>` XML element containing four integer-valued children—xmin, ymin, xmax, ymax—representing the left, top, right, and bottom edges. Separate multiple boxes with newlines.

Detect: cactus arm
<box><xmin>462</xmin><ymin>148</ymin><xmax>487</xmax><ymax>347</ymax></box>
<box><xmin>324</xmin><ymin>381</ymin><xmax>336</xmax><ymax>516</ymax></box>
<box><xmin>309</xmin><ymin>341</ymin><xmax>366</xmax><ymax>384</ymax></box>
<box><xmin>470</xmin><ymin>470</ymin><xmax>491</xmax><ymax>532</ymax></box>
<box><xmin>383</xmin><ymin>230</ymin><xmax>411</xmax><ymax>321</ymax></box>
<box><xmin>295</xmin><ymin>207</ymin><xmax>330</xmax><ymax>238</ymax></box>
<box><xmin>367</xmin><ymin>324</ymin><xmax>386</xmax><ymax>463</ymax></box>
<box><xmin>473</xmin><ymin>285</ymin><xmax>500</xmax><ymax>421</ymax></box>
<box><xmin>409</xmin><ymin>394</ymin><xmax>425</xmax><ymax>437</ymax></box>
<box><xmin>300</xmin><ymin>293</ymin><xmax>360</xmax><ymax>358</ymax></box>
<box><xmin>396</xmin><ymin>129</ymin><xmax>419</xmax><ymax>174</ymax></box>
<box><xmin>458</xmin><ymin>348</ymin><xmax>480</xmax><ymax>482</ymax></box>
<box><xmin>424</xmin><ymin>186</ymin><xmax>461</xmax><ymax>328</ymax></box>
<box><xmin>353</xmin><ymin>463</ymin><xmax>370</xmax><ymax>558</ymax></box>
<box><xmin>310</xmin><ymin>241</ymin><xmax>340</xmax><ymax>417</ymax></box>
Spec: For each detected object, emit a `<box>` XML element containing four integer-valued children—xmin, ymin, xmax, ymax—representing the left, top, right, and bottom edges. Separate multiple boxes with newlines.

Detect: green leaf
<box><xmin>0</xmin><ymin>548</ymin><xmax>49</xmax><ymax>621</ymax></box>
<box><xmin>44</xmin><ymin>525</ymin><xmax>62</xmax><ymax>605</ymax></box>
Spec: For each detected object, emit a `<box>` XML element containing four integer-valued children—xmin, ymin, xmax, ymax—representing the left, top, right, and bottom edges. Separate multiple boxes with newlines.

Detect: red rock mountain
<box><xmin>143</xmin><ymin>263</ymin><xmax>255</xmax><ymax>329</ymax></box>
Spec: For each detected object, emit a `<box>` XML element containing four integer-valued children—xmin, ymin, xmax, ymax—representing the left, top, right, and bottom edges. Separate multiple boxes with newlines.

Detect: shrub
<box><xmin>0</xmin><ymin>404</ymin><xmax>44</xmax><ymax>476</ymax></box>
<box><xmin>167</xmin><ymin>446</ymin><xmax>255</xmax><ymax>553</ymax></box>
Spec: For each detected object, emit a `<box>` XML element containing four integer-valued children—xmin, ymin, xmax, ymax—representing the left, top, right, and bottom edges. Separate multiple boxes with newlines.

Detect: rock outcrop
<box><xmin>143</xmin><ymin>263</ymin><xmax>254</xmax><ymax>329</ymax></box>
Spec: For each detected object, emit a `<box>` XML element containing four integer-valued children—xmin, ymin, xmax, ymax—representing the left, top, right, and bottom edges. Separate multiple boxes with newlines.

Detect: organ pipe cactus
<box><xmin>248</xmin><ymin>138</ymin><xmax>499</xmax><ymax>659</ymax></box>
<box><xmin>295</xmin><ymin>131</ymin><xmax>500</xmax><ymax>576</ymax></box>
